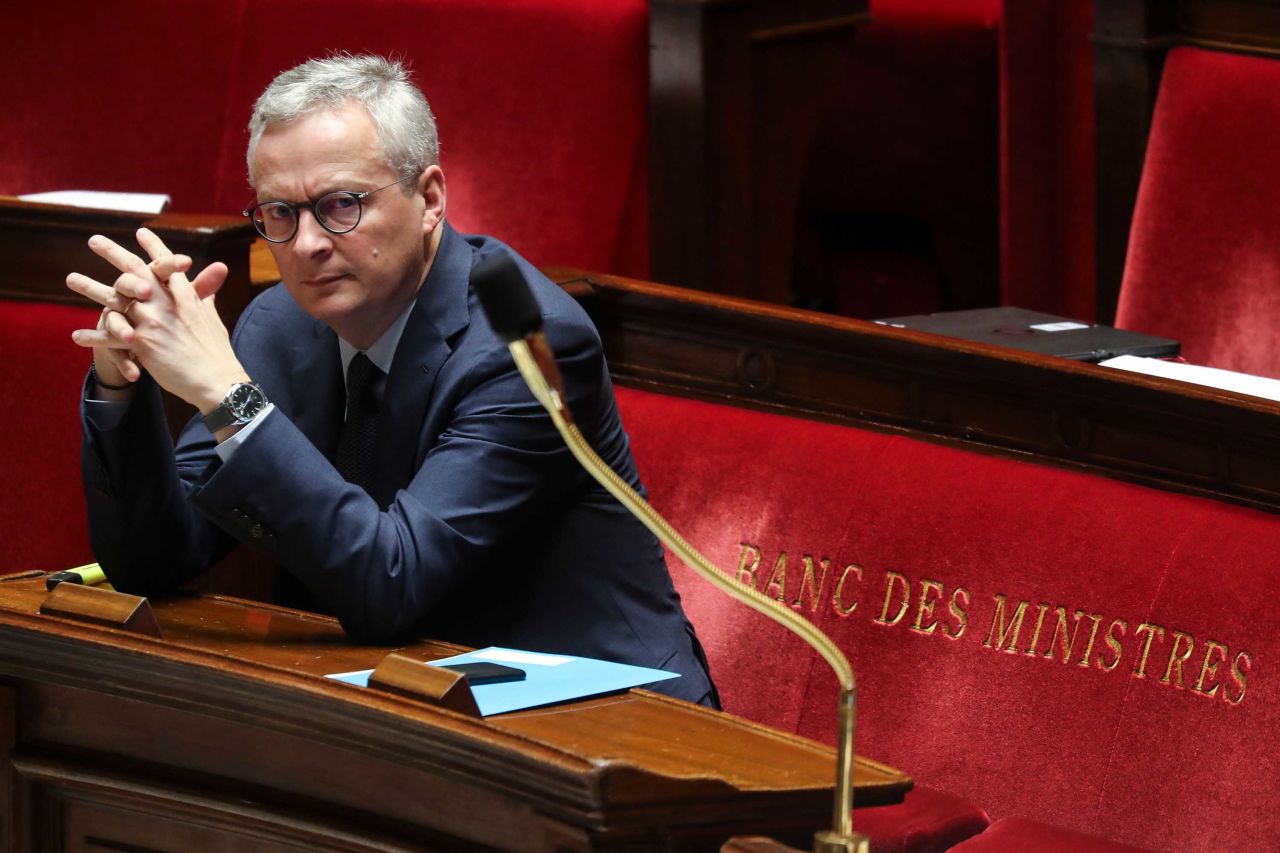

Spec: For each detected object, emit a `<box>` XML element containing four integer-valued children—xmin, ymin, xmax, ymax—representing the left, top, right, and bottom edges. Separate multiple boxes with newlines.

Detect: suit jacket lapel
<box><xmin>374</xmin><ymin>223</ymin><xmax>474</xmax><ymax>507</ymax></box>
<box><xmin>289</xmin><ymin>320</ymin><xmax>345</xmax><ymax>462</ymax></box>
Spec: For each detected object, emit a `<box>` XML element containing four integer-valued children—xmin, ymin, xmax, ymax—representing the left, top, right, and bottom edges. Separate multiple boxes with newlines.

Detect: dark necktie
<box><xmin>335</xmin><ymin>352</ymin><xmax>383</xmax><ymax>495</ymax></box>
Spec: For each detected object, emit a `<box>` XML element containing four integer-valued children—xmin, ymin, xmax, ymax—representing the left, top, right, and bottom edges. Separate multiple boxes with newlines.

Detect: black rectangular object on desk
<box><xmin>438</xmin><ymin>662</ymin><xmax>526</xmax><ymax>685</ymax></box>
<box><xmin>874</xmin><ymin>306</ymin><xmax>1180</xmax><ymax>362</ymax></box>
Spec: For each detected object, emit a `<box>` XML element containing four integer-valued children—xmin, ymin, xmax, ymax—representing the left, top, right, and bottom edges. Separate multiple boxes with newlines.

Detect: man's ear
<box><xmin>419</xmin><ymin>165</ymin><xmax>446</xmax><ymax>234</ymax></box>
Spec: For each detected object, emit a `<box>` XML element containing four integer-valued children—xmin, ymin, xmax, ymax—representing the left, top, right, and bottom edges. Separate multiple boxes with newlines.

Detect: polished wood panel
<box><xmin>0</xmin><ymin>575</ymin><xmax>907</xmax><ymax>850</ymax></box>
<box><xmin>1093</xmin><ymin>0</ymin><xmax>1280</xmax><ymax>321</ymax></box>
<box><xmin>648</xmin><ymin>0</ymin><xmax>869</xmax><ymax>304</ymax></box>
<box><xmin>548</xmin><ymin>267</ymin><xmax>1280</xmax><ymax>514</ymax></box>
<box><xmin>0</xmin><ymin>197</ymin><xmax>258</xmax><ymax>324</ymax></box>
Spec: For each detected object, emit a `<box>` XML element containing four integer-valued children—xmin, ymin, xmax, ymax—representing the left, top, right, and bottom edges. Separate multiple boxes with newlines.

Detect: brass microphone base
<box><xmin>813</xmin><ymin>830</ymin><xmax>871</xmax><ymax>853</ymax></box>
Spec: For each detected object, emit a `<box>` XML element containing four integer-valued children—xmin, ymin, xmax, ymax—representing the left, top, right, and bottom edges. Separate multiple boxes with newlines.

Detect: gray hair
<box><xmin>246</xmin><ymin>54</ymin><xmax>438</xmax><ymax>187</ymax></box>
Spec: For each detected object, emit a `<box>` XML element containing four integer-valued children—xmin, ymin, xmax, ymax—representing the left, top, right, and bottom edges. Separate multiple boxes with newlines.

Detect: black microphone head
<box><xmin>472</xmin><ymin>251</ymin><xmax>544</xmax><ymax>342</ymax></box>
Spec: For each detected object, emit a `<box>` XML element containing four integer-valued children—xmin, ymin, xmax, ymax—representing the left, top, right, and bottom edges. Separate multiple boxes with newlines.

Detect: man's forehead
<box><xmin>252</xmin><ymin>104</ymin><xmax>389</xmax><ymax>193</ymax></box>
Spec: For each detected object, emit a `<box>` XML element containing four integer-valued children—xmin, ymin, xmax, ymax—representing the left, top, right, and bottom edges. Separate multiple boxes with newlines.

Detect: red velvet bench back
<box><xmin>2</xmin><ymin>0</ymin><xmax>649</xmax><ymax>277</ymax></box>
<box><xmin>0</xmin><ymin>301</ymin><xmax>100</xmax><ymax>574</ymax></box>
<box><xmin>1117</xmin><ymin>46</ymin><xmax>1280</xmax><ymax>379</ymax></box>
<box><xmin>616</xmin><ymin>384</ymin><xmax>1277</xmax><ymax>852</ymax></box>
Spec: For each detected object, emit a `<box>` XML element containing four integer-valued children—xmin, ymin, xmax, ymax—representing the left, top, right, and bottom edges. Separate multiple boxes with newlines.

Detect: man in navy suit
<box><xmin>67</xmin><ymin>55</ymin><xmax>716</xmax><ymax>707</ymax></box>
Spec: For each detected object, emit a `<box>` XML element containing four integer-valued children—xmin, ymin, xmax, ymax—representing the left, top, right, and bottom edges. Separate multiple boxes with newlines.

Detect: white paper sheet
<box><xmin>1099</xmin><ymin>355</ymin><xmax>1280</xmax><ymax>402</ymax></box>
<box><xmin>18</xmin><ymin>190</ymin><xmax>170</xmax><ymax>215</ymax></box>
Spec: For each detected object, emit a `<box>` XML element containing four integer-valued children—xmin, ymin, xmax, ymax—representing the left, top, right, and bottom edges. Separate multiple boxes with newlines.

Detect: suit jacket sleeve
<box><xmin>80</xmin><ymin>372</ymin><xmax>236</xmax><ymax>593</ymax></box>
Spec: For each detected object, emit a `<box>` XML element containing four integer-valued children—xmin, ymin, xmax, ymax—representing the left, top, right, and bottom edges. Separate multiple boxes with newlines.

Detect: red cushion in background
<box><xmin>615</xmin><ymin>385</ymin><xmax>1280</xmax><ymax>852</ymax></box>
<box><xmin>1118</xmin><ymin>46</ymin><xmax>1280</xmax><ymax>378</ymax></box>
<box><xmin>0</xmin><ymin>301</ymin><xmax>99</xmax><ymax>574</ymax></box>
<box><xmin>2</xmin><ymin>0</ymin><xmax>649</xmax><ymax>279</ymax></box>
<box><xmin>1</xmin><ymin>0</ymin><xmax>244</xmax><ymax>212</ymax></box>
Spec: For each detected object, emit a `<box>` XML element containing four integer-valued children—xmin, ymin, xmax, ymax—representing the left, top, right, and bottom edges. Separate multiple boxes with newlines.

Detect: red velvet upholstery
<box><xmin>2</xmin><ymin>0</ymin><xmax>649</xmax><ymax>277</ymax></box>
<box><xmin>857</xmin><ymin>786</ymin><xmax>989</xmax><ymax>852</ymax></box>
<box><xmin>949</xmin><ymin>817</ymin><xmax>1151</xmax><ymax>852</ymax></box>
<box><xmin>0</xmin><ymin>301</ymin><xmax>99</xmax><ymax>574</ymax></box>
<box><xmin>1117</xmin><ymin>46</ymin><xmax>1280</xmax><ymax>378</ymax></box>
<box><xmin>4</xmin><ymin>0</ymin><xmax>244</xmax><ymax>215</ymax></box>
<box><xmin>616</xmin><ymin>385</ymin><xmax>1278</xmax><ymax>852</ymax></box>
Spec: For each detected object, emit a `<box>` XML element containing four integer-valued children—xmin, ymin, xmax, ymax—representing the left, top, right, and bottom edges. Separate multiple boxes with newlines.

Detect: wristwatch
<box><xmin>203</xmin><ymin>382</ymin><xmax>269</xmax><ymax>433</ymax></box>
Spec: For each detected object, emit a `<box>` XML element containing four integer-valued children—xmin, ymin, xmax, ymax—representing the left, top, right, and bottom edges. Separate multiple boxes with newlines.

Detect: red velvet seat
<box><xmin>0</xmin><ymin>301</ymin><xmax>99</xmax><ymax>574</ymax></box>
<box><xmin>857</xmin><ymin>786</ymin><xmax>989</xmax><ymax>852</ymax></box>
<box><xmin>616</xmin><ymin>384</ymin><xmax>1279</xmax><ymax>852</ymax></box>
<box><xmin>1116</xmin><ymin>46</ymin><xmax>1280</xmax><ymax>379</ymax></box>
<box><xmin>948</xmin><ymin>817</ymin><xmax>1151</xmax><ymax>852</ymax></box>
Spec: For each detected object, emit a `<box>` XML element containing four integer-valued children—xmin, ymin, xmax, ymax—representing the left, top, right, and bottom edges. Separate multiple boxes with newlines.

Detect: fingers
<box><xmin>102</xmin><ymin>308</ymin><xmax>137</xmax><ymax>344</ymax></box>
<box><xmin>135</xmin><ymin>227</ymin><xmax>174</xmax><ymax>264</ymax></box>
<box><xmin>146</xmin><ymin>253</ymin><xmax>185</xmax><ymax>282</ymax></box>
<box><xmin>136</xmin><ymin>228</ymin><xmax>197</xmax><ymax>302</ymax></box>
<box><xmin>88</xmin><ymin>234</ymin><xmax>153</xmax><ymax>280</ymax></box>
<box><xmin>190</xmin><ymin>262</ymin><xmax>229</xmax><ymax>301</ymax></box>
<box><xmin>66</xmin><ymin>272</ymin><xmax>145</xmax><ymax>312</ymax></box>
<box><xmin>72</xmin><ymin>310</ymin><xmax>137</xmax><ymax>347</ymax></box>
<box><xmin>103</xmin><ymin>350</ymin><xmax>143</xmax><ymax>384</ymax></box>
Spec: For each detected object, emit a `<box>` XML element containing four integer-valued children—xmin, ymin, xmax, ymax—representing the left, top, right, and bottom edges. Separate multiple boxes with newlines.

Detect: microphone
<box><xmin>472</xmin><ymin>252</ymin><xmax>869</xmax><ymax>853</ymax></box>
<box><xmin>473</xmin><ymin>253</ymin><xmax>570</xmax><ymax>422</ymax></box>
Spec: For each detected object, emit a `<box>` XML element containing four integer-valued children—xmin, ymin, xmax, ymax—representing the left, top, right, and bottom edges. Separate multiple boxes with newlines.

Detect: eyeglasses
<box><xmin>242</xmin><ymin>174</ymin><xmax>416</xmax><ymax>243</ymax></box>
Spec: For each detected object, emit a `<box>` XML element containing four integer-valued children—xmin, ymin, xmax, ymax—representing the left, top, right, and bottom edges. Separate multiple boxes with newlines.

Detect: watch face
<box><xmin>228</xmin><ymin>383</ymin><xmax>266</xmax><ymax>419</ymax></box>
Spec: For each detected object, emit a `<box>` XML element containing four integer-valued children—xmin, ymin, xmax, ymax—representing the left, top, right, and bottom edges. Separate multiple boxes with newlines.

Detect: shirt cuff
<box><xmin>214</xmin><ymin>404</ymin><xmax>276</xmax><ymax>463</ymax></box>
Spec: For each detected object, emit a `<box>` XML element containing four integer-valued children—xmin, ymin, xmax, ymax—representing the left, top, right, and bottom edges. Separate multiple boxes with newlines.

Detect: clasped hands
<box><xmin>67</xmin><ymin>228</ymin><xmax>251</xmax><ymax>416</ymax></box>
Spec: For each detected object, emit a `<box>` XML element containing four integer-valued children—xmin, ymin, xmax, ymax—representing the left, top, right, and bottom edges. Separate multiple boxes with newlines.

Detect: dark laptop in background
<box><xmin>874</xmin><ymin>306</ymin><xmax>1180</xmax><ymax>362</ymax></box>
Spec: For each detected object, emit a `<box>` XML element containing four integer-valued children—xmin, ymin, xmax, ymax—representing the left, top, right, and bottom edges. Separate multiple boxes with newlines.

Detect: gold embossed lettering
<box><xmin>1023</xmin><ymin>603</ymin><xmax>1050</xmax><ymax>656</ymax></box>
<box><xmin>736</xmin><ymin>543</ymin><xmax>762</xmax><ymax>590</ymax></box>
<box><xmin>833</xmin><ymin>563</ymin><xmax>863</xmax><ymax>617</ymax></box>
<box><xmin>983</xmin><ymin>595</ymin><xmax>1028</xmax><ymax>653</ymax></box>
<box><xmin>795</xmin><ymin>556</ymin><xmax>831</xmax><ymax>612</ymax></box>
<box><xmin>1043</xmin><ymin>607</ymin><xmax>1086</xmax><ymax>664</ymax></box>
<box><xmin>1225</xmin><ymin>651</ymin><xmax>1252</xmax><ymax>706</ymax></box>
<box><xmin>764</xmin><ymin>552</ymin><xmax>788</xmax><ymax>602</ymax></box>
<box><xmin>1160</xmin><ymin>630</ymin><xmax>1196</xmax><ymax>688</ymax></box>
<box><xmin>1074</xmin><ymin>612</ymin><xmax>1104</xmax><ymax>668</ymax></box>
<box><xmin>943</xmin><ymin>587</ymin><xmax>970</xmax><ymax>641</ymax></box>
<box><xmin>876</xmin><ymin>571</ymin><xmax>910</xmax><ymax>626</ymax></box>
<box><xmin>1193</xmin><ymin>640</ymin><xmax>1229</xmax><ymax>698</ymax></box>
<box><xmin>1133</xmin><ymin>623</ymin><xmax>1165</xmax><ymax>679</ymax></box>
<box><xmin>1096</xmin><ymin>619</ymin><xmax>1126</xmax><ymax>671</ymax></box>
<box><xmin>910</xmin><ymin>580</ymin><xmax>945</xmax><ymax>635</ymax></box>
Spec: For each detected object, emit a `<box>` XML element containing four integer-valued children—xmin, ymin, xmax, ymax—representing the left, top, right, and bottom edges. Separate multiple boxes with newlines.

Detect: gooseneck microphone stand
<box><xmin>474</xmin><ymin>254</ymin><xmax>870</xmax><ymax>853</ymax></box>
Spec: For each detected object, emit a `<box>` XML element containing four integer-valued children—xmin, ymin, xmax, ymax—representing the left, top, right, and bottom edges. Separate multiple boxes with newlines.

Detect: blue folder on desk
<box><xmin>326</xmin><ymin>646</ymin><xmax>679</xmax><ymax>716</ymax></box>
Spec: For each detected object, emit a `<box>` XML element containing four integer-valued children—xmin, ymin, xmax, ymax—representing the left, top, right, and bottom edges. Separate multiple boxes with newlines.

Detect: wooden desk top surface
<box><xmin>0</xmin><ymin>575</ymin><xmax>909</xmax><ymax>819</ymax></box>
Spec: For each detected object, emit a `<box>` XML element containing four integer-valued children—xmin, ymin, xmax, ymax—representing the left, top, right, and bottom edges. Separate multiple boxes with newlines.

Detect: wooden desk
<box><xmin>0</xmin><ymin>197</ymin><xmax>258</xmax><ymax>326</ymax></box>
<box><xmin>0</xmin><ymin>576</ymin><xmax>907</xmax><ymax>850</ymax></box>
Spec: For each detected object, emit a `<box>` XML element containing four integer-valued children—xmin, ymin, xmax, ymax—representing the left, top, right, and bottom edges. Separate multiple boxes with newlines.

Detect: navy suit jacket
<box><xmin>82</xmin><ymin>224</ymin><xmax>715</xmax><ymax>705</ymax></box>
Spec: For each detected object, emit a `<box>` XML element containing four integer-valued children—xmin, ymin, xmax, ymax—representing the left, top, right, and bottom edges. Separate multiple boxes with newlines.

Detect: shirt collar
<box><xmin>337</xmin><ymin>299</ymin><xmax>415</xmax><ymax>384</ymax></box>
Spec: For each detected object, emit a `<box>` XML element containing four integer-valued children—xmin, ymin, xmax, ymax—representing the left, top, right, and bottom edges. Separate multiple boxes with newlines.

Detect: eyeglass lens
<box><xmin>252</xmin><ymin>192</ymin><xmax>363</xmax><ymax>242</ymax></box>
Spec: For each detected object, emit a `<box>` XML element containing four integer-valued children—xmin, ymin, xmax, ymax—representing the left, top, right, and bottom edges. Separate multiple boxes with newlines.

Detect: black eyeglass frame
<box><xmin>242</xmin><ymin>174</ymin><xmax>417</xmax><ymax>243</ymax></box>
